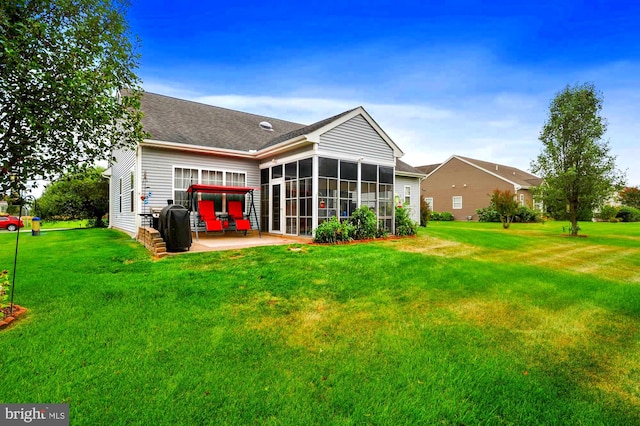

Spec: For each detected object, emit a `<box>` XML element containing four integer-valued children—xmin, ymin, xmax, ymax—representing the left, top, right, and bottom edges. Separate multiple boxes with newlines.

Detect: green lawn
<box><xmin>1</xmin><ymin>222</ymin><xmax>639</xmax><ymax>424</ymax></box>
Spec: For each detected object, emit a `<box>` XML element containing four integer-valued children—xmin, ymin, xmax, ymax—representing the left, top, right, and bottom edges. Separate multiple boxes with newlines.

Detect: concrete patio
<box><xmin>187</xmin><ymin>231</ymin><xmax>310</xmax><ymax>253</ymax></box>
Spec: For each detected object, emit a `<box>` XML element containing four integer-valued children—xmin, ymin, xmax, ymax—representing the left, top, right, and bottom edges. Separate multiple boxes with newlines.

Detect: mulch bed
<box><xmin>0</xmin><ymin>305</ymin><xmax>28</xmax><ymax>330</ymax></box>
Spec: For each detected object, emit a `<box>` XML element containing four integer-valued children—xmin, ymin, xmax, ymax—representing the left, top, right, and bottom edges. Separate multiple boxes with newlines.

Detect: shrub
<box><xmin>395</xmin><ymin>205</ymin><xmax>417</xmax><ymax>236</ymax></box>
<box><xmin>313</xmin><ymin>217</ymin><xmax>342</xmax><ymax>243</ymax></box>
<box><xmin>596</xmin><ymin>205</ymin><xmax>620</xmax><ymax>221</ymax></box>
<box><xmin>419</xmin><ymin>197</ymin><xmax>430</xmax><ymax>227</ymax></box>
<box><xmin>350</xmin><ymin>206</ymin><xmax>378</xmax><ymax>240</ymax></box>
<box><xmin>439</xmin><ymin>212</ymin><xmax>454</xmax><ymax>221</ymax></box>
<box><xmin>0</xmin><ymin>269</ymin><xmax>10</xmax><ymax>319</ymax></box>
<box><xmin>476</xmin><ymin>207</ymin><xmax>500</xmax><ymax>222</ymax></box>
<box><xmin>515</xmin><ymin>206</ymin><xmax>542</xmax><ymax>223</ymax></box>
<box><xmin>616</xmin><ymin>206</ymin><xmax>640</xmax><ymax>222</ymax></box>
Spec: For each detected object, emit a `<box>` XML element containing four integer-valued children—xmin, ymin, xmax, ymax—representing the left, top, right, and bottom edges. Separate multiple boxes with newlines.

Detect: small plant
<box><xmin>439</xmin><ymin>212</ymin><xmax>454</xmax><ymax>221</ymax></box>
<box><xmin>313</xmin><ymin>217</ymin><xmax>342</xmax><ymax>243</ymax></box>
<box><xmin>419</xmin><ymin>197</ymin><xmax>430</xmax><ymax>227</ymax></box>
<box><xmin>395</xmin><ymin>205</ymin><xmax>417</xmax><ymax>236</ymax></box>
<box><xmin>350</xmin><ymin>206</ymin><xmax>378</xmax><ymax>240</ymax></box>
<box><xmin>0</xmin><ymin>269</ymin><xmax>11</xmax><ymax>319</ymax></box>
<box><xmin>476</xmin><ymin>207</ymin><xmax>501</xmax><ymax>222</ymax></box>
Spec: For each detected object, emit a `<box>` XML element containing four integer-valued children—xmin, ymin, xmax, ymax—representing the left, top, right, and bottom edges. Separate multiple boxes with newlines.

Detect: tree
<box><xmin>1</xmin><ymin>0</ymin><xmax>145</xmax><ymax>197</ymax></box>
<box><xmin>490</xmin><ymin>189</ymin><xmax>518</xmax><ymax>229</ymax></box>
<box><xmin>619</xmin><ymin>186</ymin><xmax>640</xmax><ymax>209</ymax></box>
<box><xmin>419</xmin><ymin>196</ymin><xmax>430</xmax><ymax>227</ymax></box>
<box><xmin>531</xmin><ymin>83</ymin><xmax>624</xmax><ymax>236</ymax></box>
<box><xmin>37</xmin><ymin>167</ymin><xmax>109</xmax><ymax>227</ymax></box>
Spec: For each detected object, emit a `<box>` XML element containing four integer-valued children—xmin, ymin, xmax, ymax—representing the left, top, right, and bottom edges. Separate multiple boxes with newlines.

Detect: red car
<box><xmin>0</xmin><ymin>215</ymin><xmax>24</xmax><ymax>231</ymax></box>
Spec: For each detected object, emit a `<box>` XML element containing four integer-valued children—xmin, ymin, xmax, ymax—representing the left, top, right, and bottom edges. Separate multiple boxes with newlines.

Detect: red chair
<box><xmin>228</xmin><ymin>200</ymin><xmax>251</xmax><ymax>233</ymax></box>
<box><xmin>198</xmin><ymin>200</ymin><xmax>224</xmax><ymax>232</ymax></box>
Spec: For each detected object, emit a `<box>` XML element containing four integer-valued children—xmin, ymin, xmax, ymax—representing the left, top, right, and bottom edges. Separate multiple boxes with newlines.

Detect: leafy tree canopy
<box><xmin>531</xmin><ymin>83</ymin><xmax>625</xmax><ymax>236</ymax></box>
<box><xmin>37</xmin><ymin>166</ymin><xmax>108</xmax><ymax>226</ymax></box>
<box><xmin>0</xmin><ymin>0</ymin><xmax>145</xmax><ymax>196</ymax></box>
<box><xmin>619</xmin><ymin>186</ymin><xmax>640</xmax><ymax>209</ymax></box>
<box><xmin>490</xmin><ymin>189</ymin><xmax>519</xmax><ymax>229</ymax></box>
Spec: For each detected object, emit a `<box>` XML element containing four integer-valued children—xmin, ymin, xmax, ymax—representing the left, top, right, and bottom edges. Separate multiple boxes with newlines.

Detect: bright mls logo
<box><xmin>1</xmin><ymin>404</ymin><xmax>68</xmax><ymax>425</ymax></box>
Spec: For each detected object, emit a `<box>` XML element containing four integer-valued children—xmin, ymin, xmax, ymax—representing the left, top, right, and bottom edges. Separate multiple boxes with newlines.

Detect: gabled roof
<box><xmin>396</xmin><ymin>159</ymin><xmax>427</xmax><ymax>178</ymax></box>
<box><xmin>139</xmin><ymin>93</ymin><xmax>404</xmax><ymax>159</ymax></box>
<box><xmin>422</xmin><ymin>155</ymin><xmax>543</xmax><ymax>189</ymax></box>
<box><xmin>416</xmin><ymin>164</ymin><xmax>440</xmax><ymax>176</ymax></box>
<box><xmin>262</xmin><ymin>108</ymin><xmax>357</xmax><ymax>149</ymax></box>
<box><xmin>140</xmin><ymin>92</ymin><xmax>305</xmax><ymax>151</ymax></box>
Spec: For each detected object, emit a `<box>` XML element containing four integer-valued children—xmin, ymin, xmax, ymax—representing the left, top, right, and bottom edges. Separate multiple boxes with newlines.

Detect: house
<box><xmin>418</xmin><ymin>155</ymin><xmax>543</xmax><ymax>220</ymax></box>
<box><xmin>107</xmin><ymin>92</ymin><xmax>426</xmax><ymax>237</ymax></box>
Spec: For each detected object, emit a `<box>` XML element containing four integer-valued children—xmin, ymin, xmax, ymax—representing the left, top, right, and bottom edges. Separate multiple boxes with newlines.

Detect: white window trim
<box><xmin>172</xmin><ymin>166</ymin><xmax>248</xmax><ymax>210</ymax></box>
<box><xmin>118</xmin><ymin>177</ymin><xmax>123</xmax><ymax>213</ymax></box>
<box><xmin>452</xmin><ymin>196</ymin><xmax>462</xmax><ymax>210</ymax></box>
<box><xmin>404</xmin><ymin>185</ymin><xmax>411</xmax><ymax>205</ymax></box>
<box><xmin>130</xmin><ymin>170</ymin><xmax>135</xmax><ymax>213</ymax></box>
<box><xmin>425</xmin><ymin>197</ymin><xmax>434</xmax><ymax>211</ymax></box>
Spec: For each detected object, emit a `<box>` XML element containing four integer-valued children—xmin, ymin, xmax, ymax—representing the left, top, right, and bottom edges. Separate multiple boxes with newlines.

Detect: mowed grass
<box><xmin>0</xmin><ymin>222</ymin><xmax>639</xmax><ymax>425</ymax></box>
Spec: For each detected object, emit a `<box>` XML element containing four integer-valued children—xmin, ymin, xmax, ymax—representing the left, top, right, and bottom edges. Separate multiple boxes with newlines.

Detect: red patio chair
<box><xmin>227</xmin><ymin>200</ymin><xmax>251</xmax><ymax>233</ymax></box>
<box><xmin>198</xmin><ymin>200</ymin><xmax>224</xmax><ymax>232</ymax></box>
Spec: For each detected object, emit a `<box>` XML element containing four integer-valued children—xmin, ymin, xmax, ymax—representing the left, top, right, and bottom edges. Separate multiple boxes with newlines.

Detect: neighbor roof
<box><xmin>396</xmin><ymin>159</ymin><xmax>427</xmax><ymax>177</ymax></box>
<box><xmin>416</xmin><ymin>164</ymin><xmax>441</xmax><ymax>175</ymax></box>
<box><xmin>456</xmin><ymin>156</ymin><xmax>543</xmax><ymax>188</ymax></box>
<box><xmin>140</xmin><ymin>92</ymin><xmax>306</xmax><ymax>151</ymax></box>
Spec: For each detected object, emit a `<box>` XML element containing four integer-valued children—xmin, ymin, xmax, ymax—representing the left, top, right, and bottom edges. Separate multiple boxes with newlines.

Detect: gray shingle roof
<box><xmin>416</xmin><ymin>164</ymin><xmax>441</xmax><ymax>175</ymax></box>
<box><xmin>396</xmin><ymin>159</ymin><xmax>427</xmax><ymax>176</ymax></box>
<box><xmin>261</xmin><ymin>108</ymin><xmax>357</xmax><ymax>149</ymax></box>
<box><xmin>140</xmin><ymin>92</ymin><xmax>306</xmax><ymax>151</ymax></box>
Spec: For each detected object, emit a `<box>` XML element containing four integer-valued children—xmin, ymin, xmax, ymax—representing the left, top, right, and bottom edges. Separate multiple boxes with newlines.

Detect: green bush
<box><xmin>350</xmin><ymin>206</ymin><xmax>378</xmax><ymax>240</ymax></box>
<box><xmin>476</xmin><ymin>207</ymin><xmax>500</xmax><ymax>222</ymax></box>
<box><xmin>596</xmin><ymin>205</ymin><xmax>620</xmax><ymax>221</ymax></box>
<box><xmin>395</xmin><ymin>206</ymin><xmax>417</xmax><ymax>236</ymax></box>
<box><xmin>430</xmin><ymin>211</ymin><xmax>455</xmax><ymax>221</ymax></box>
<box><xmin>616</xmin><ymin>206</ymin><xmax>640</xmax><ymax>222</ymax></box>
<box><xmin>514</xmin><ymin>206</ymin><xmax>542</xmax><ymax>223</ymax></box>
<box><xmin>313</xmin><ymin>217</ymin><xmax>340</xmax><ymax>243</ymax></box>
<box><xmin>439</xmin><ymin>212</ymin><xmax>454</xmax><ymax>221</ymax></box>
<box><xmin>419</xmin><ymin>197</ymin><xmax>430</xmax><ymax>227</ymax></box>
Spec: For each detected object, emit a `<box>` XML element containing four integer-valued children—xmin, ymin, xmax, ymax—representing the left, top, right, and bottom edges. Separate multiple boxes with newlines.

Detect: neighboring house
<box><xmin>418</xmin><ymin>155</ymin><xmax>543</xmax><ymax>220</ymax></box>
<box><xmin>107</xmin><ymin>92</ymin><xmax>426</xmax><ymax>237</ymax></box>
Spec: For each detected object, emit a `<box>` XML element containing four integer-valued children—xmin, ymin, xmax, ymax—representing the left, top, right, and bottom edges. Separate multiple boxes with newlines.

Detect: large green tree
<box><xmin>0</xmin><ymin>0</ymin><xmax>145</xmax><ymax>197</ymax></box>
<box><xmin>37</xmin><ymin>166</ymin><xmax>109</xmax><ymax>227</ymax></box>
<box><xmin>531</xmin><ymin>83</ymin><xmax>624</xmax><ymax>236</ymax></box>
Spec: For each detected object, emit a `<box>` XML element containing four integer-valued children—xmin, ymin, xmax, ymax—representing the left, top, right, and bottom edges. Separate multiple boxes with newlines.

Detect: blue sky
<box><xmin>127</xmin><ymin>0</ymin><xmax>640</xmax><ymax>185</ymax></box>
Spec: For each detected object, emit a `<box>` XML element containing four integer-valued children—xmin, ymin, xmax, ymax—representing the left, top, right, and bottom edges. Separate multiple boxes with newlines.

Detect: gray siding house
<box><xmin>108</xmin><ymin>93</ymin><xmax>425</xmax><ymax>237</ymax></box>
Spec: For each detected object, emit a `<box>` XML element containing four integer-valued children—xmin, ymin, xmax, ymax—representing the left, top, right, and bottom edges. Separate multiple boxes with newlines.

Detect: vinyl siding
<box><xmin>140</xmin><ymin>146</ymin><xmax>262</xmax><ymax>227</ymax></box>
<box><xmin>319</xmin><ymin>115</ymin><xmax>395</xmax><ymax>164</ymax></box>
<box><xmin>395</xmin><ymin>176</ymin><xmax>421</xmax><ymax>223</ymax></box>
<box><xmin>109</xmin><ymin>146</ymin><xmax>137</xmax><ymax>235</ymax></box>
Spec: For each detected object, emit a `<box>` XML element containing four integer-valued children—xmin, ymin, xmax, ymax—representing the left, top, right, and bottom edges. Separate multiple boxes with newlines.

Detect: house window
<box><xmin>298</xmin><ymin>158</ymin><xmax>313</xmax><ymax>236</ymax></box>
<box><xmin>339</xmin><ymin>161</ymin><xmax>357</xmax><ymax>220</ymax></box>
<box><xmin>378</xmin><ymin>166</ymin><xmax>394</xmax><ymax>232</ymax></box>
<box><xmin>318</xmin><ymin>158</ymin><xmax>339</xmax><ymax>224</ymax></box>
<box><xmin>118</xmin><ymin>177</ymin><xmax>123</xmax><ymax>213</ymax></box>
<box><xmin>130</xmin><ymin>171</ymin><xmax>135</xmax><ymax>213</ymax></box>
<box><xmin>425</xmin><ymin>197</ymin><xmax>434</xmax><ymax>211</ymax></box>
<box><xmin>174</xmin><ymin>167</ymin><xmax>198</xmax><ymax>207</ymax></box>
<box><xmin>404</xmin><ymin>185</ymin><xmax>411</xmax><ymax>205</ymax></box>
<box><xmin>519</xmin><ymin>193</ymin><xmax>525</xmax><ymax>206</ymax></box>
<box><xmin>452</xmin><ymin>196</ymin><xmax>462</xmax><ymax>209</ymax></box>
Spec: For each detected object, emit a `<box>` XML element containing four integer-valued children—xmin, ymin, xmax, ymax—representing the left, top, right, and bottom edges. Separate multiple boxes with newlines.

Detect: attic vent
<box><xmin>259</xmin><ymin>121</ymin><xmax>273</xmax><ymax>131</ymax></box>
